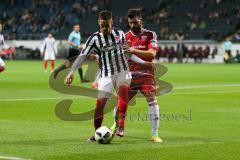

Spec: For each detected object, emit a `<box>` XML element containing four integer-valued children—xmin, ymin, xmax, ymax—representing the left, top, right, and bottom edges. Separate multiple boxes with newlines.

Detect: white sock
<box><xmin>148</xmin><ymin>104</ymin><xmax>159</xmax><ymax>136</ymax></box>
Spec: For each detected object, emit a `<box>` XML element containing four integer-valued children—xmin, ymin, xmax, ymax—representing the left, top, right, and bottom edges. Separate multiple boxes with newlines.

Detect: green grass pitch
<box><xmin>0</xmin><ymin>60</ymin><xmax>239</xmax><ymax>160</ymax></box>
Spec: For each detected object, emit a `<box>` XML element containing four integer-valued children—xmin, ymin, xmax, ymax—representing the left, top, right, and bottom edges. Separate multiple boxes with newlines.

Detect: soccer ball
<box><xmin>95</xmin><ymin>126</ymin><xmax>113</xmax><ymax>144</ymax></box>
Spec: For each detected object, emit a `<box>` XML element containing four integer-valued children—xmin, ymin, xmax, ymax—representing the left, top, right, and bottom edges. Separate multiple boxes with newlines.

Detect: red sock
<box><xmin>0</xmin><ymin>66</ymin><xmax>5</xmax><ymax>72</ymax></box>
<box><xmin>94</xmin><ymin>98</ymin><xmax>107</xmax><ymax>130</ymax></box>
<box><xmin>116</xmin><ymin>85</ymin><xmax>129</xmax><ymax>128</ymax></box>
<box><xmin>44</xmin><ymin>61</ymin><xmax>48</xmax><ymax>70</ymax></box>
<box><xmin>51</xmin><ymin>60</ymin><xmax>55</xmax><ymax>71</ymax></box>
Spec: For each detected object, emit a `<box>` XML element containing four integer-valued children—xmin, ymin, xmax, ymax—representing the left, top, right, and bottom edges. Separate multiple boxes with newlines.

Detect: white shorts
<box><xmin>44</xmin><ymin>52</ymin><xmax>56</xmax><ymax>60</ymax></box>
<box><xmin>0</xmin><ymin>57</ymin><xmax>5</xmax><ymax>67</ymax></box>
<box><xmin>97</xmin><ymin>70</ymin><xmax>131</xmax><ymax>98</ymax></box>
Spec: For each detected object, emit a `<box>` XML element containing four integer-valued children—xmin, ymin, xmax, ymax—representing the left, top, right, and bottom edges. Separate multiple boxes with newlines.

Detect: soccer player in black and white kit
<box><xmin>65</xmin><ymin>10</ymin><xmax>131</xmax><ymax>142</ymax></box>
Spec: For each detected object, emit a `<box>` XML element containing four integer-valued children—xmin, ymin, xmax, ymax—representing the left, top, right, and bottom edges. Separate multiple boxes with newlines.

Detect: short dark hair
<box><xmin>98</xmin><ymin>10</ymin><xmax>112</xmax><ymax>20</ymax></box>
<box><xmin>127</xmin><ymin>9</ymin><xmax>142</xmax><ymax>19</ymax></box>
<box><xmin>73</xmin><ymin>22</ymin><xmax>80</xmax><ymax>26</ymax></box>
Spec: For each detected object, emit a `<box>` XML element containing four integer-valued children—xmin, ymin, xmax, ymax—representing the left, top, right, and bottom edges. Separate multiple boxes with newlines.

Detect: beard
<box><xmin>131</xmin><ymin>26</ymin><xmax>141</xmax><ymax>34</ymax></box>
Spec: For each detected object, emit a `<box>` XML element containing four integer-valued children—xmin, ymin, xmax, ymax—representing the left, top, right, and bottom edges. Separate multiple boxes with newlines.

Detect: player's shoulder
<box><xmin>125</xmin><ymin>30</ymin><xmax>131</xmax><ymax>36</ymax></box>
<box><xmin>113</xmin><ymin>28</ymin><xmax>124</xmax><ymax>35</ymax></box>
<box><xmin>90</xmin><ymin>31</ymin><xmax>99</xmax><ymax>39</ymax></box>
<box><xmin>86</xmin><ymin>31</ymin><xmax>99</xmax><ymax>42</ymax></box>
<box><xmin>69</xmin><ymin>31</ymin><xmax>77</xmax><ymax>37</ymax></box>
<box><xmin>143</xmin><ymin>28</ymin><xmax>157</xmax><ymax>37</ymax></box>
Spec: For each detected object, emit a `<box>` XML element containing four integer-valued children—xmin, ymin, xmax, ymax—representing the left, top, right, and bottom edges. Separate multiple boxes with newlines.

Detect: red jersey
<box><xmin>125</xmin><ymin>28</ymin><xmax>158</xmax><ymax>62</ymax></box>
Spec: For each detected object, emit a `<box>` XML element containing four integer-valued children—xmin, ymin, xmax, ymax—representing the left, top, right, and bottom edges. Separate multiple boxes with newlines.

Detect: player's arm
<box><xmin>40</xmin><ymin>39</ymin><xmax>46</xmax><ymax>56</ymax></box>
<box><xmin>67</xmin><ymin>33</ymin><xmax>81</xmax><ymax>49</ymax></box>
<box><xmin>129</xmin><ymin>48</ymin><xmax>156</xmax><ymax>59</ymax></box>
<box><xmin>53</xmin><ymin>38</ymin><xmax>58</xmax><ymax>55</ymax></box>
<box><xmin>126</xmin><ymin>32</ymin><xmax>158</xmax><ymax>59</ymax></box>
<box><xmin>65</xmin><ymin>36</ymin><xmax>96</xmax><ymax>85</ymax></box>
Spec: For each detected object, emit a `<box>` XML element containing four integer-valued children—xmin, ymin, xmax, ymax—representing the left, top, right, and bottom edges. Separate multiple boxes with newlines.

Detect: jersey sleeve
<box><xmin>53</xmin><ymin>38</ymin><xmax>58</xmax><ymax>54</ymax></box>
<box><xmin>80</xmin><ymin>35</ymin><xmax>96</xmax><ymax>55</ymax></box>
<box><xmin>148</xmin><ymin>31</ymin><xmax>158</xmax><ymax>51</ymax></box>
<box><xmin>40</xmin><ymin>38</ymin><xmax>46</xmax><ymax>53</ymax></box>
<box><xmin>69</xmin><ymin>35</ymin><xmax>96</xmax><ymax>74</ymax></box>
<box><xmin>68</xmin><ymin>33</ymin><xmax>74</xmax><ymax>42</ymax></box>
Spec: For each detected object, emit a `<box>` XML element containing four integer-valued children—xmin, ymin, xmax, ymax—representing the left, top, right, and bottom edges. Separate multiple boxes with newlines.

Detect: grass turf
<box><xmin>0</xmin><ymin>60</ymin><xmax>240</xmax><ymax>160</ymax></box>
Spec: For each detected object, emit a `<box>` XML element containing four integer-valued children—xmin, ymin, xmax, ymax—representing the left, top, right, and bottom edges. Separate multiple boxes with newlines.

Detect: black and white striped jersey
<box><xmin>80</xmin><ymin>28</ymin><xmax>129</xmax><ymax>77</ymax></box>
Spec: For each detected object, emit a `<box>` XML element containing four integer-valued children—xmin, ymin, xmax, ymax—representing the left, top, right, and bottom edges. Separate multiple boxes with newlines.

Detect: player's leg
<box><xmin>0</xmin><ymin>57</ymin><xmax>5</xmax><ymax>72</ymax></box>
<box><xmin>43</xmin><ymin>52</ymin><xmax>49</xmax><ymax>72</ymax></box>
<box><xmin>43</xmin><ymin>61</ymin><xmax>48</xmax><ymax>72</ymax></box>
<box><xmin>140</xmin><ymin>85</ymin><xmax>162</xmax><ymax>143</ymax></box>
<box><xmin>78</xmin><ymin>67</ymin><xmax>84</xmax><ymax>82</ymax></box>
<box><xmin>53</xmin><ymin>49</ymin><xmax>76</xmax><ymax>79</ymax></box>
<box><xmin>87</xmin><ymin>76</ymin><xmax>113</xmax><ymax>142</ymax></box>
<box><xmin>51</xmin><ymin>60</ymin><xmax>55</xmax><ymax>72</ymax></box>
<box><xmin>50</xmin><ymin>52</ymin><xmax>56</xmax><ymax>72</ymax></box>
<box><xmin>111</xmin><ymin>86</ymin><xmax>138</xmax><ymax>136</ymax></box>
<box><xmin>115</xmin><ymin>71</ymin><xmax>131</xmax><ymax>137</ymax></box>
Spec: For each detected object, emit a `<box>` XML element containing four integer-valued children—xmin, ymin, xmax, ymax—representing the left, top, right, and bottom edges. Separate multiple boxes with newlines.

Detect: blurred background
<box><xmin>0</xmin><ymin>0</ymin><xmax>240</xmax><ymax>63</ymax></box>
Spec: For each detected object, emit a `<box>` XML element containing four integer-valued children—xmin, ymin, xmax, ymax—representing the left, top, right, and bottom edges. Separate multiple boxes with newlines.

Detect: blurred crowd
<box><xmin>155</xmin><ymin>45</ymin><xmax>217</xmax><ymax>63</ymax></box>
<box><xmin>147</xmin><ymin>0</ymin><xmax>240</xmax><ymax>40</ymax></box>
<box><xmin>0</xmin><ymin>0</ymin><xmax>111</xmax><ymax>40</ymax></box>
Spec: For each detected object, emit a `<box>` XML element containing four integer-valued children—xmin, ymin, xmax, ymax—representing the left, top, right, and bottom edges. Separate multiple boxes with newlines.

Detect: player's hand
<box><xmin>65</xmin><ymin>72</ymin><xmax>74</xmax><ymax>86</ymax></box>
<box><xmin>40</xmin><ymin>52</ymin><xmax>44</xmax><ymax>57</ymax></box>
<box><xmin>122</xmin><ymin>43</ymin><xmax>135</xmax><ymax>54</ymax></box>
<box><xmin>0</xmin><ymin>50</ymin><xmax>3</xmax><ymax>55</ymax></box>
<box><xmin>77</xmin><ymin>45</ymin><xmax>82</xmax><ymax>49</ymax></box>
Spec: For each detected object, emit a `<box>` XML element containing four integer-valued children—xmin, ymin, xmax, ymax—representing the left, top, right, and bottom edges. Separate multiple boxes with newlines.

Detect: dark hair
<box><xmin>73</xmin><ymin>22</ymin><xmax>80</xmax><ymax>26</ymax></box>
<box><xmin>127</xmin><ymin>9</ymin><xmax>142</xmax><ymax>19</ymax></box>
<box><xmin>98</xmin><ymin>10</ymin><xmax>112</xmax><ymax>20</ymax></box>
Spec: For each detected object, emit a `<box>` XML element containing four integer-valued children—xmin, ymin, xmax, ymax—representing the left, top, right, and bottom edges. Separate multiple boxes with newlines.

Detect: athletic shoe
<box><xmin>151</xmin><ymin>135</ymin><xmax>163</xmax><ymax>143</ymax></box>
<box><xmin>116</xmin><ymin>127</ymin><xmax>124</xmax><ymax>137</ymax></box>
<box><xmin>87</xmin><ymin>135</ymin><xmax>96</xmax><ymax>142</ymax></box>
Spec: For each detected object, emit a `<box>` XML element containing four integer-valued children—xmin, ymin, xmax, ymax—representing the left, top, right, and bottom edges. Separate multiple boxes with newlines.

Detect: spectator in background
<box><xmin>175</xmin><ymin>31</ymin><xmax>185</xmax><ymax>63</ymax></box>
<box><xmin>197</xmin><ymin>46</ymin><xmax>203</xmax><ymax>63</ymax></box>
<box><xmin>235</xmin><ymin>50</ymin><xmax>240</xmax><ymax>63</ymax></box>
<box><xmin>223</xmin><ymin>39</ymin><xmax>232</xmax><ymax>59</ymax></box>
<box><xmin>211</xmin><ymin>46</ymin><xmax>218</xmax><ymax>59</ymax></box>
<box><xmin>168</xmin><ymin>46</ymin><xmax>175</xmax><ymax>63</ymax></box>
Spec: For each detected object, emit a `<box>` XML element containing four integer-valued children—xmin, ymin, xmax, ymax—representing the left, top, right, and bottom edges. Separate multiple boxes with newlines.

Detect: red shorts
<box><xmin>130</xmin><ymin>72</ymin><xmax>157</xmax><ymax>97</ymax></box>
<box><xmin>128</xmin><ymin>62</ymin><xmax>157</xmax><ymax>97</ymax></box>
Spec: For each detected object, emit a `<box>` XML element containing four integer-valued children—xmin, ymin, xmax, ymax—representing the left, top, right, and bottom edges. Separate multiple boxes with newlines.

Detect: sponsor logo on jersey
<box><xmin>141</xmin><ymin>36</ymin><xmax>147</xmax><ymax>42</ymax></box>
<box><xmin>133</xmin><ymin>45</ymin><xmax>147</xmax><ymax>49</ymax></box>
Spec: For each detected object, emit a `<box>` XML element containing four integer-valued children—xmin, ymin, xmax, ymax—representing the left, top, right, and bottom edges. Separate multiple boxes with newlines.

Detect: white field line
<box><xmin>174</xmin><ymin>83</ymin><xmax>240</xmax><ymax>90</ymax></box>
<box><xmin>0</xmin><ymin>96</ymin><xmax>84</xmax><ymax>102</ymax></box>
<box><xmin>0</xmin><ymin>84</ymin><xmax>239</xmax><ymax>101</ymax></box>
<box><xmin>170</xmin><ymin>90</ymin><xmax>240</xmax><ymax>95</ymax></box>
<box><xmin>0</xmin><ymin>155</ymin><xmax>31</xmax><ymax>160</ymax></box>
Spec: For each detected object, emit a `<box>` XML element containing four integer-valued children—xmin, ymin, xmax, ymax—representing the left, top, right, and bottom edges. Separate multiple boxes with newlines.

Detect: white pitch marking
<box><xmin>0</xmin><ymin>96</ymin><xmax>85</xmax><ymax>102</ymax></box>
<box><xmin>175</xmin><ymin>84</ymin><xmax>240</xmax><ymax>90</ymax></box>
<box><xmin>0</xmin><ymin>155</ymin><xmax>31</xmax><ymax>160</ymax></box>
<box><xmin>0</xmin><ymin>84</ymin><xmax>240</xmax><ymax>101</ymax></box>
<box><xmin>170</xmin><ymin>90</ymin><xmax>240</xmax><ymax>95</ymax></box>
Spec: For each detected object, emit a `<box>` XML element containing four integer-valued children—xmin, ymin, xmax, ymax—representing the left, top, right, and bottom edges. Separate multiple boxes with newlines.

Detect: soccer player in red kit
<box><xmin>116</xmin><ymin>9</ymin><xmax>162</xmax><ymax>142</ymax></box>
